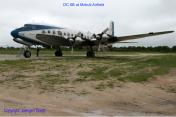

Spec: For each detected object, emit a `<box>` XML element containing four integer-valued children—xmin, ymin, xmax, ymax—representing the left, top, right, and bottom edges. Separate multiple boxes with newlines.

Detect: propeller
<box><xmin>92</xmin><ymin>28</ymin><xmax>109</xmax><ymax>51</ymax></box>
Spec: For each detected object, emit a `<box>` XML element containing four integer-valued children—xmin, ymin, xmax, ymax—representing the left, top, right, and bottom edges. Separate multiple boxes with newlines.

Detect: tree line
<box><xmin>1</xmin><ymin>46</ymin><xmax>176</xmax><ymax>52</ymax></box>
<box><xmin>109</xmin><ymin>46</ymin><xmax>176</xmax><ymax>52</ymax></box>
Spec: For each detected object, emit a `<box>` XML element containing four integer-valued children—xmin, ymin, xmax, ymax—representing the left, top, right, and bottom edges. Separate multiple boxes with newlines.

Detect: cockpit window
<box><xmin>24</xmin><ymin>24</ymin><xmax>36</xmax><ymax>30</ymax></box>
<box><xmin>24</xmin><ymin>24</ymin><xmax>29</xmax><ymax>27</ymax></box>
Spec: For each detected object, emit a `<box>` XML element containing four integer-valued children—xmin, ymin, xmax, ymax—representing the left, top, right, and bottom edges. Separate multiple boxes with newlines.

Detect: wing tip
<box><xmin>165</xmin><ymin>30</ymin><xmax>175</xmax><ymax>33</ymax></box>
<box><xmin>171</xmin><ymin>31</ymin><xmax>175</xmax><ymax>33</ymax></box>
<box><xmin>149</xmin><ymin>30</ymin><xmax>175</xmax><ymax>35</ymax></box>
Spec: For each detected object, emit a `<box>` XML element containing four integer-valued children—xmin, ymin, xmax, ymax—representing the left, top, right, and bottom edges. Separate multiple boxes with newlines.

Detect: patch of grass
<box><xmin>108</xmin><ymin>68</ymin><xmax>123</xmax><ymax>77</ymax></box>
<box><xmin>132</xmin><ymin>56</ymin><xmax>176</xmax><ymax>69</ymax></box>
<box><xmin>95</xmin><ymin>81</ymin><xmax>116</xmax><ymax>91</ymax></box>
<box><xmin>0</xmin><ymin>60</ymin><xmax>33</xmax><ymax>71</ymax></box>
<box><xmin>77</xmin><ymin>55</ymin><xmax>176</xmax><ymax>82</ymax></box>
<box><xmin>37</xmin><ymin>74</ymin><xmax>69</xmax><ymax>90</ymax></box>
<box><xmin>106</xmin><ymin>81</ymin><xmax>115</xmax><ymax>88</ymax></box>
<box><xmin>77</xmin><ymin>63</ymin><xmax>83</xmax><ymax>68</ymax></box>
<box><xmin>78</xmin><ymin>66</ymin><xmax>108</xmax><ymax>81</ymax></box>
<box><xmin>95</xmin><ymin>83</ymin><xmax>106</xmax><ymax>91</ymax></box>
<box><xmin>119</xmin><ymin>72</ymin><xmax>153</xmax><ymax>82</ymax></box>
<box><xmin>122</xmin><ymin>55</ymin><xmax>176</xmax><ymax>82</ymax></box>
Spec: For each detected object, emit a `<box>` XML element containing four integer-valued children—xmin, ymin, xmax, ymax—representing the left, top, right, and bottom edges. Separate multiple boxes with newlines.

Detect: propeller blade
<box><xmin>102</xmin><ymin>28</ymin><xmax>109</xmax><ymax>34</ymax></box>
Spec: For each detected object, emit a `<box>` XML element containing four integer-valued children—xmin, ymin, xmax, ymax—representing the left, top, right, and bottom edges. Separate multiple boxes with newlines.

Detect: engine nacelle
<box><xmin>102</xmin><ymin>34</ymin><xmax>109</xmax><ymax>38</ymax></box>
<box><xmin>101</xmin><ymin>34</ymin><xmax>110</xmax><ymax>42</ymax></box>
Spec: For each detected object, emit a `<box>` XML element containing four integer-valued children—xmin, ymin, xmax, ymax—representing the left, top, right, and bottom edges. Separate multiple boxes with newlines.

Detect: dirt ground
<box><xmin>0</xmin><ymin>54</ymin><xmax>176</xmax><ymax>116</ymax></box>
<box><xmin>0</xmin><ymin>71</ymin><xmax>175</xmax><ymax>116</ymax></box>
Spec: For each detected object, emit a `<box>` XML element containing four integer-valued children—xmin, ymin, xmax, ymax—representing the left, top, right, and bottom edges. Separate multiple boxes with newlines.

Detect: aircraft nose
<box><xmin>11</xmin><ymin>29</ymin><xmax>19</xmax><ymax>38</ymax></box>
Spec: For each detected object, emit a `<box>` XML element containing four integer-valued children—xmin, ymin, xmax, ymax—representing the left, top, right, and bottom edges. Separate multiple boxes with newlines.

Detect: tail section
<box><xmin>108</xmin><ymin>21</ymin><xmax>114</xmax><ymax>36</ymax></box>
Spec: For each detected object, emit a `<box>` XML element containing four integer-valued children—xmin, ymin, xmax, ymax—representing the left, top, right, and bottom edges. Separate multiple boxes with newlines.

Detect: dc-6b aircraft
<box><xmin>11</xmin><ymin>21</ymin><xmax>174</xmax><ymax>58</ymax></box>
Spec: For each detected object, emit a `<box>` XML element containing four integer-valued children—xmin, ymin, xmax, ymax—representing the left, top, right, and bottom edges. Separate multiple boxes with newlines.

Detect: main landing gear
<box><xmin>87</xmin><ymin>46</ymin><xmax>95</xmax><ymax>57</ymax></box>
<box><xmin>55</xmin><ymin>47</ymin><xmax>63</xmax><ymax>57</ymax></box>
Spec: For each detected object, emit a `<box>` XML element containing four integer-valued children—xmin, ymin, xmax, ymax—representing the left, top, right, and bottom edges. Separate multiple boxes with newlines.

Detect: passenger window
<box><xmin>53</xmin><ymin>31</ymin><xmax>56</xmax><ymax>34</ymax></box>
<box><xmin>64</xmin><ymin>33</ymin><xmax>66</xmax><ymax>36</ymax></box>
<box><xmin>71</xmin><ymin>34</ymin><xmax>74</xmax><ymax>37</ymax></box>
<box><xmin>48</xmin><ymin>30</ymin><xmax>50</xmax><ymax>33</ymax></box>
<box><xmin>58</xmin><ymin>31</ymin><xmax>62</xmax><ymax>36</ymax></box>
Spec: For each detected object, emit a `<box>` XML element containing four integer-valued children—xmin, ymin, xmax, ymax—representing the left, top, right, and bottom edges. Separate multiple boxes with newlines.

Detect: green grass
<box><xmin>77</xmin><ymin>55</ymin><xmax>176</xmax><ymax>82</ymax></box>
<box><xmin>120</xmin><ymin>55</ymin><xmax>176</xmax><ymax>82</ymax></box>
<box><xmin>109</xmin><ymin>68</ymin><xmax>123</xmax><ymax>77</ymax></box>
<box><xmin>95</xmin><ymin>81</ymin><xmax>116</xmax><ymax>91</ymax></box>
<box><xmin>0</xmin><ymin>60</ymin><xmax>33</xmax><ymax>71</ymax></box>
<box><xmin>0</xmin><ymin>52</ymin><xmax>176</xmax><ymax>92</ymax></box>
<box><xmin>36</xmin><ymin>73</ymin><xmax>69</xmax><ymax>91</ymax></box>
<box><xmin>78</xmin><ymin>66</ymin><xmax>108</xmax><ymax>81</ymax></box>
<box><xmin>119</xmin><ymin>73</ymin><xmax>153</xmax><ymax>82</ymax></box>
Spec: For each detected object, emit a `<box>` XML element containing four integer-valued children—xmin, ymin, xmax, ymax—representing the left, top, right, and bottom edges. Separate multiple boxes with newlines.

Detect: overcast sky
<box><xmin>0</xmin><ymin>0</ymin><xmax>176</xmax><ymax>47</ymax></box>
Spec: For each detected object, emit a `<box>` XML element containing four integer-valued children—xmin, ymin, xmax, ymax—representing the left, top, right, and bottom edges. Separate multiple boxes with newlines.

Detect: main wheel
<box><xmin>87</xmin><ymin>51</ymin><xmax>95</xmax><ymax>57</ymax></box>
<box><xmin>55</xmin><ymin>50</ymin><xmax>63</xmax><ymax>57</ymax></box>
<box><xmin>24</xmin><ymin>50</ymin><xmax>31</xmax><ymax>58</ymax></box>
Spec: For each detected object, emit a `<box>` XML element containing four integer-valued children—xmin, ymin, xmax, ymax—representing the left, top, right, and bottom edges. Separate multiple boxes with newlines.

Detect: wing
<box><xmin>107</xmin><ymin>31</ymin><xmax>174</xmax><ymax>44</ymax></box>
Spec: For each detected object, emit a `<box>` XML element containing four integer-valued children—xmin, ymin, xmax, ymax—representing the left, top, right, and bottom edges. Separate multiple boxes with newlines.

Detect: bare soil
<box><xmin>0</xmin><ymin>70</ymin><xmax>176</xmax><ymax>116</ymax></box>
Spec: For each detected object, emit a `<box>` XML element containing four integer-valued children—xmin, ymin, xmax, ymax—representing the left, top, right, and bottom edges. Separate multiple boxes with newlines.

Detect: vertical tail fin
<box><xmin>108</xmin><ymin>21</ymin><xmax>114</xmax><ymax>36</ymax></box>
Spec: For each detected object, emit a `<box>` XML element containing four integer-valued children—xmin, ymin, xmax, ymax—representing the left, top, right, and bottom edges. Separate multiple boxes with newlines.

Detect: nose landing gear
<box><xmin>17</xmin><ymin>46</ymin><xmax>32</xmax><ymax>58</ymax></box>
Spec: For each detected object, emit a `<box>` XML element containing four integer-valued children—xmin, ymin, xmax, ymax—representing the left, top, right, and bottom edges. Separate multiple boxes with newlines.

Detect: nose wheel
<box><xmin>24</xmin><ymin>50</ymin><xmax>31</xmax><ymax>58</ymax></box>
